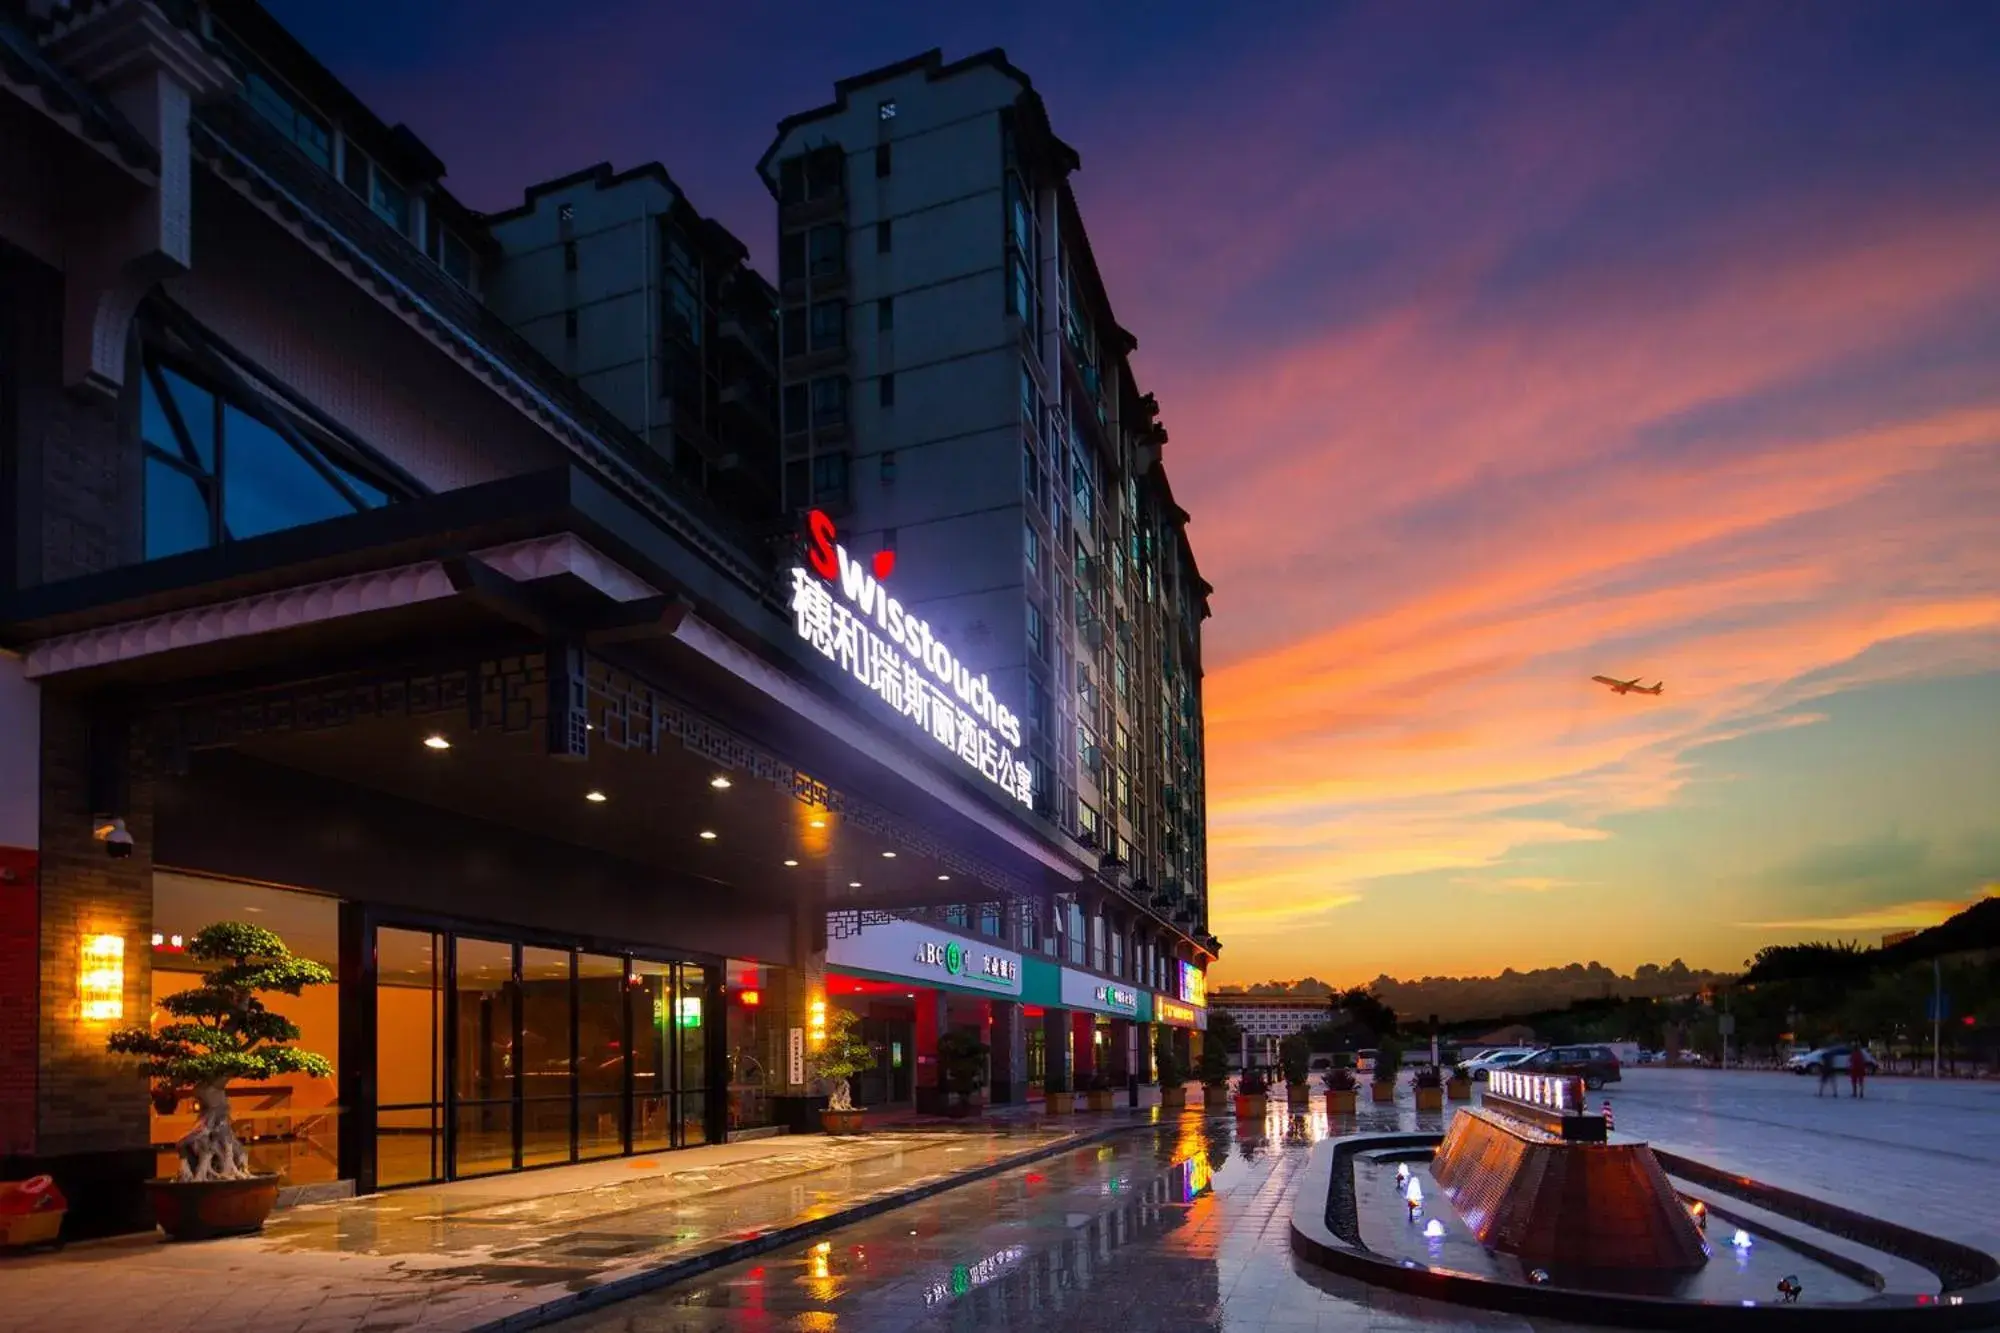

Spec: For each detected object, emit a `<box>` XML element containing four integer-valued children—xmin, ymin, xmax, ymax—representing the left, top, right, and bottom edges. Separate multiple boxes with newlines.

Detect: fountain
<box><xmin>1289</xmin><ymin>1070</ymin><xmax>2000</xmax><ymax>1328</ymax></box>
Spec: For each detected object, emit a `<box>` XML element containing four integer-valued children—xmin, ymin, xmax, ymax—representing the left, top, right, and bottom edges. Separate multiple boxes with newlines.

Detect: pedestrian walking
<box><xmin>1849</xmin><ymin>1044</ymin><xmax>1867</xmax><ymax>1099</ymax></box>
<box><xmin>1817</xmin><ymin>1054</ymin><xmax>1837</xmax><ymax>1097</ymax></box>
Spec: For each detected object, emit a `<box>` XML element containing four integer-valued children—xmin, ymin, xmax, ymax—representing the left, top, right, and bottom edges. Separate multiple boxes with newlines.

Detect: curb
<box><xmin>473</xmin><ymin>1119</ymin><xmax>1158</xmax><ymax>1332</ymax></box>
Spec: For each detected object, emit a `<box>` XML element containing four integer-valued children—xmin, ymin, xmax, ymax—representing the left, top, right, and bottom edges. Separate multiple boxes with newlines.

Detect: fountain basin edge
<box><xmin>1289</xmin><ymin>1133</ymin><xmax>2000</xmax><ymax>1330</ymax></box>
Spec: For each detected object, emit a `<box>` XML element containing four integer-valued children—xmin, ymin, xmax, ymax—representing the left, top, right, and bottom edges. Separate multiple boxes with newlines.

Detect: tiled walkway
<box><xmin>0</xmin><ymin>1119</ymin><xmax>1122</xmax><ymax>1333</ymax></box>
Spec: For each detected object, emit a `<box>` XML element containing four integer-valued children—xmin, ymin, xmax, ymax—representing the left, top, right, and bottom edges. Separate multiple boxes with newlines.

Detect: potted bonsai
<box><xmin>1234</xmin><ymin>1067</ymin><xmax>1269</xmax><ymax>1119</ymax></box>
<box><xmin>1370</xmin><ymin>1041</ymin><xmax>1403</xmax><ymax>1104</ymax></box>
<box><xmin>1413</xmin><ymin>1063</ymin><xmax>1445</xmax><ymax>1111</ymax></box>
<box><xmin>1042</xmin><ymin>1068</ymin><xmax>1074</xmax><ymax>1114</ymax></box>
<box><xmin>1155</xmin><ymin>1034</ymin><xmax>1188</xmax><ymax>1110</ymax></box>
<box><xmin>1324</xmin><ymin>1064</ymin><xmax>1359</xmax><ymax>1115</ymax></box>
<box><xmin>1083</xmin><ymin>1070</ymin><xmax>1116</xmax><ymax>1112</ymax></box>
<box><xmin>1280</xmin><ymin>1034</ymin><xmax>1312</xmax><ymax>1108</ymax></box>
<box><xmin>1197</xmin><ymin>1043</ymin><xmax>1230</xmax><ymax>1107</ymax></box>
<box><xmin>108</xmin><ymin>922</ymin><xmax>332</xmax><ymax>1240</ymax></box>
<box><xmin>812</xmin><ymin>1008</ymin><xmax>875</xmax><ymax>1134</ymax></box>
<box><xmin>938</xmin><ymin>1030</ymin><xmax>989</xmax><ymax>1118</ymax></box>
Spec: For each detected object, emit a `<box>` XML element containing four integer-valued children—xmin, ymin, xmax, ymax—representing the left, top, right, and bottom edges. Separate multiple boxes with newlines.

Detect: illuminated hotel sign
<box><xmin>1156</xmin><ymin>997</ymin><xmax>1198</xmax><ymax>1026</ymax></box>
<box><xmin>829</xmin><ymin>918</ymin><xmax>1024</xmax><ymax>997</ymax></box>
<box><xmin>792</xmin><ymin>511</ymin><xmax>1032</xmax><ymax>807</ymax></box>
<box><xmin>1179</xmin><ymin>961</ymin><xmax>1207</xmax><ymax>1008</ymax></box>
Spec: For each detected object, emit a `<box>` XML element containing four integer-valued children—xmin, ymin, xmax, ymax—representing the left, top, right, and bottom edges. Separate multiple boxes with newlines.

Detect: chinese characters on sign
<box><xmin>1156</xmin><ymin>997</ymin><xmax>1197</xmax><ymax>1026</ymax></box>
<box><xmin>914</xmin><ymin>937</ymin><xmax>1018</xmax><ymax>985</ymax></box>
<box><xmin>792</xmin><ymin>511</ymin><xmax>1032</xmax><ymax>808</ymax></box>
<box><xmin>1093</xmin><ymin>984</ymin><xmax>1138</xmax><ymax>1013</ymax></box>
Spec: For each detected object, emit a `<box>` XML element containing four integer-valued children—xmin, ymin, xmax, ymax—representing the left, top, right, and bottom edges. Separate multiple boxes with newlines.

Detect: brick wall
<box><xmin>36</xmin><ymin>692</ymin><xmax>153</xmax><ymax>1157</ymax></box>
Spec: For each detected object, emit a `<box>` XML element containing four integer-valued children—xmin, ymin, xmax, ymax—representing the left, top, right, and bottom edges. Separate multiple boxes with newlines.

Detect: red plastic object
<box><xmin>0</xmin><ymin>1176</ymin><xmax>66</xmax><ymax>1215</ymax></box>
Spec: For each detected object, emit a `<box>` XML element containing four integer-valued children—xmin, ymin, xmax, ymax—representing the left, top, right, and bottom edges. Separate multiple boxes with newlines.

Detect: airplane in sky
<box><xmin>1592</xmin><ymin>675</ymin><xmax>1664</xmax><ymax>696</ymax></box>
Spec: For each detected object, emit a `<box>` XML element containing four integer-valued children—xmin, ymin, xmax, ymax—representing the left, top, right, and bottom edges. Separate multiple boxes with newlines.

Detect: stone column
<box><xmin>1041</xmin><ymin>1007</ymin><xmax>1071</xmax><ymax>1094</ymax></box>
<box><xmin>989</xmin><ymin>1000</ymin><xmax>1027</xmax><ymax>1105</ymax></box>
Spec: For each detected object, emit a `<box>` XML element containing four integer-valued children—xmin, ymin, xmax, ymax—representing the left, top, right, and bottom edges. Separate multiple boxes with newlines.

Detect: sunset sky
<box><xmin>274</xmin><ymin>0</ymin><xmax>2000</xmax><ymax>985</ymax></box>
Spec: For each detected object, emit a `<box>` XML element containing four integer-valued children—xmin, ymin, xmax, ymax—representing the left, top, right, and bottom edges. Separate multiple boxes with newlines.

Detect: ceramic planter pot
<box><xmin>1161</xmin><ymin>1084</ymin><xmax>1188</xmax><ymax>1109</ymax></box>
<box><xmin>147</xmin><ymin>1174</ymin><xmax>280</xmax><ymax>1241</ymax></box>
<box><xmin>820</xmin><ymin>1108</ymin><xmax>867</xmax><ymax>1134</ymax></box>
<box><xmin>1370</xmin><ymin>1080</ymin><xmax>1398</xmax><ymax>1104</ymax></box>
<box><xmin>1324</xmin><ymin>1089</ymin><xmax>1358</xmax><ymax>1115</ymax></box>
<box><xmin>1414</xmin><ymin>1085</ymin><xmax>1445</xmax><ymax>1111</ymax></box>
<box><xmin>1233</xmin><ymin>1092</ymin><xmax>1268</xmax><ymax>1119</ymax></box>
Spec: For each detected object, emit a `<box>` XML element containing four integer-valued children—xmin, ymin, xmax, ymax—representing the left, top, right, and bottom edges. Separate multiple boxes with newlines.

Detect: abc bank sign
<box><xmin>827</xmin><ymin>918</ymin><xmax>1023</xmax><ymax>998</ymax></box>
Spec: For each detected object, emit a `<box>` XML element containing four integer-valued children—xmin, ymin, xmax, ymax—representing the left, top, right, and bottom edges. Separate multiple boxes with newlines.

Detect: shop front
<box><xmin>1057</xmin><ymin>966</ymin><xmax>1146</xmax><ymax>1091</ymax></box>
<box><xmin>826</xmin><ymin>918</ymin><xmax>1024</xmax><ymax>1113</ymax></box>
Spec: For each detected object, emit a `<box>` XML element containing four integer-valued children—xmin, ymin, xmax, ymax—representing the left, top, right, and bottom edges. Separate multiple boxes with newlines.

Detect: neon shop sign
<box><xmin>791</xmin><ymin>510</ymin><xmax>1032</xmax><ymax>808</ymax></box>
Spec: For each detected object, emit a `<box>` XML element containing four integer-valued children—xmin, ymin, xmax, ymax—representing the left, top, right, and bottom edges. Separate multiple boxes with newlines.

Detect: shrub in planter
<box><xmin>1042</xmin><ymin>1069</ymin><xmax>1075</xmax><ymax>1114</ymax></box>
<box><xmin>1155</xmin><ymin>1035</ymin><xmax>1188</xmax><ymax>1108</ymax></box>
<box><xmin>1082</xmin><ymin>1070</ymin><xmax>1116</xmax><ymax>1111</ymax></box>
<box><xmin>938</xmin><ymin>1030</ymin><xmax>990</xmax><ymax>1118</ymax></box>
<box><xmin>1234</xmin><ymin>1068</ymin><xmax>1269</xmax><ymax>1119</ymax></box>
<box><xmin>1280</xmin><ymin>1034</ymin><xmax>1313</xmax><ymax>1104</ymax></box>
<box><xmin>1370</xmin><ymin>1042</ymin><xmax>1403</xmax><ymax>1103</ymax></box>
<box><xmin>1447</xmin><ymin>1065</ymin><xmax>1473</xmax><ymax>1101</ymax></box>
<box><xmin>1324</xmin><ymin>1065</ymin><xmax>1359</xmax><ymax>1114</ymax></box>
<box><xmin>108</xmin><ymin>923</ymin><xmax>332</xmax><ymax>1240</ymax></box>
<box><xmin>1196</xmin><ymin>1043</ymin><xmax>1230</xmax><ymax>1103</ymax></box>
<box><xmin>1413</xmin><ymin>1063</ymin><xmax>1445</xmax><ymax>1110</ymax></box>
<box><xmin>812</xmin><ymin>1009</ymin><xmax>875</xmax><ymax>1133</ymax></box>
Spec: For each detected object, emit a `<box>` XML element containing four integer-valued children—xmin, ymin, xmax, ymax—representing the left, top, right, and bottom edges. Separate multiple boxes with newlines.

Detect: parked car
<box><xmin>1633</xmin><ymin>1049</ymin><xmax>1657</xmax><ymax>1065</ymax></box>
<box><xmin>1784</xmin><ymin>1045</ymin><xmax>1880</xmax><ymax>1076</ymax></box>
<box><xmin>1517</xmin><ymin>1044</ymin><xmax>1622</xmax><ymax>1089</ymax></box>
<box><xmin>1457</xmin><ymin>1048</ymin><xmax>1538</xmax><ymax>1081</ymax></box>
<box><xmin>1354</xmin><ymin>1049</ymin><xmax>1378</xmax><ymax>1074</ymax></box>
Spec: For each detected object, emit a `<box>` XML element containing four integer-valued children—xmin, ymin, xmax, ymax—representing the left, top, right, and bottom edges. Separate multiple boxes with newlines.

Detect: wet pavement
<box><xmin>544</xmin><ymin>1103</ymin><xmax>1596</xmax><ymax>1333</ymax></box>
<box><xmin>0</xmin><ymin>1122</ymin><xmax>1104</xmax><ymax>1333</ymax></box>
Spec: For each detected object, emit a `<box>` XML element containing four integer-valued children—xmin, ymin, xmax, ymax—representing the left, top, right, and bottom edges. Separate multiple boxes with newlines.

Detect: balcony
<box><xmin>719</xmin><ymin>311</ymin><xmax>777</xmax><ymax>376</ymax></box>
<box><xmin>720</xmin><ymin>377</ymin><xmax>777</xmax><ymax>440</ymax></box>
<box><xmin>782</xmin><ymin>343</ymin><xmax>849</xmax><ymax>381</ymax></box>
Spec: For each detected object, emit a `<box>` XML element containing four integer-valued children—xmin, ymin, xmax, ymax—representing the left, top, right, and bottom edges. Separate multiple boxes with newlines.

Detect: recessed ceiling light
<box><xmin>710</xmin><ymin>776</ymin><xmax>732</xmax><ymax>789</ymax></box>
<box><xmin>585</xmin><ymin>791</ymin><xmax>608</xmax><ymax>803</ymax></box>
<box><xmin>423</xmin><ymin>735</ymin><xmax>451</xmax><ymax>750</ymax></box>
<box><xmin>783</xmin><ymin>859</ymin><xmax>799</xmax><ymax>867</ymax></box>
<box><xmin>937</xmin><ymin>874</ymin><xmax>950</xmax><ymax>881</ymax></box>
<box><xmin>882</xmin><ymin>851</ymin><xmax>896</xmax><ymax>859</ymax></box>
<box><xmin>849</xmin><ymin>881</ymin><xmax>862</xmax><ymax>888</ymax></box>
<box><xmin>699</xmin><ymin>831</ymin><xmax>718</xmax><ymax>840</ymax></box>
<box><xmin>810</xmin><ymin>818</ymin><xmax>826</xmax><ymax>828</ymax></box>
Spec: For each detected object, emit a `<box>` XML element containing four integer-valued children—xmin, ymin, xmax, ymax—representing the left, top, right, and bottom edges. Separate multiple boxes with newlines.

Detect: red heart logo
<box><xmin>872</xmin><ymin>550</ymin><xmax>896</xmax><ymax>580</ymax></box>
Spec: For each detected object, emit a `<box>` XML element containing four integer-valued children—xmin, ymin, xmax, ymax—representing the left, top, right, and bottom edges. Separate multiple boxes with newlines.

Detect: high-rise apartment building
<box><xmin>483</xmin><ymin>164</ymin><xmax>783</xmax><ymax>527</ymax></box>
<box><xmin>759</xmin><ymin>50</ymin><xmax>1217</xmax><ymax>957</ymax></box>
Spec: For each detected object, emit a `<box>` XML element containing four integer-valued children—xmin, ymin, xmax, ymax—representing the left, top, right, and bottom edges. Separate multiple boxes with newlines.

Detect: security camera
<box><xmin>93</xmin><ymin>817</ymin><xmax>134</xmax><ymax>860</ymax></box>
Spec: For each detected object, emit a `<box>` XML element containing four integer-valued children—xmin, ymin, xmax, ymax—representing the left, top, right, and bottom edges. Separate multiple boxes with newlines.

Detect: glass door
<box><xmin>519</xmin><ymin>947</ymin><xmax>574</xmax><ymax>1167</ymax></box>
<box><xmin>577</xmin><ymin>953</ymin><xmax>627</xmax><ymax>1160</ymax></box>
<box><xmin>629</xmin><ymin>960</ymin><xmax>674</xmax><ymax>1152</ymax></box>
<box><xmin>452</xmin><ymin>937</ymin><xmax>516</xmax><ymax>1177</ymax></box>
<box><xmin>374</xmin><ymin>927</ymin><xmax>443</xmax><ymax>1186</ymax></box>
<box><xmin>674</xmin><ymin>964</ymin><xmax>709</xmax><ymax>1146</ymax></box>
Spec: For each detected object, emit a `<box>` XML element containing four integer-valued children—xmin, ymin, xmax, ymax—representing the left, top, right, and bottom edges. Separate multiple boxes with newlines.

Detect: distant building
<box><xmin>1211</xmin><ymin>991</ymin><xmax>1331</xmax><ymax>1046</ymax></box>
<box><xmin>1882</xmin><ymin>930</ymin><xmax>1918</xmax><ymax>948</ymax></box>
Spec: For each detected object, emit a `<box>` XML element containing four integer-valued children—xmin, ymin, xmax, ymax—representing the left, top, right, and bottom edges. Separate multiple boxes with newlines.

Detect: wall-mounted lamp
<box><xmin>808</xmin><ymin>996</ymin><xmax>828</xmax><ymax>1047</ymax></box>
<box><xmin>80</xmin><ymin>933</ymin><xmax>125</xmax><ymax>1021</ymax></box>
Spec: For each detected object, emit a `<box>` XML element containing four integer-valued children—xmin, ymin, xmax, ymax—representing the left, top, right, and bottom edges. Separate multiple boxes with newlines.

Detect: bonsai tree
<box><xmin>108</xmin><ymin>923</ymin><xmax>332</xmax><ymax>1182</ymax></box>
<box><xmin>1154</xmin><ymin>1033</ymin><xmax>1185</xmax><ymax>1087</ymax></box>
<box><xmin>1279</xmin><ymin>1034</ymin><xmax>1312</xmax><ymax>1090</ymax></box>
<box><xmin>1196</xmin><ymin>1042</ymin><xmax>1229</xmax><ymax>1087</ymax></box>
<box><xmin>810</xmin><ymin>1008</ymin><xmax>875</xmax><ymax>1112</ymax></box>
<box><xmin>937</xmin><ymin>1030</ymin><xmax>990</xmax><ymax>1107</ymax></box>
<box><xmin>1373</xmin><ymin>1040</ymin><xmax>1404</xmax><ymax>1084</ymax></box>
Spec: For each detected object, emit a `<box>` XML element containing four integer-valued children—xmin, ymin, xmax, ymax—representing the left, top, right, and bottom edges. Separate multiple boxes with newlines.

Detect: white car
<box><xmin>1785</xmin><ymin>1045</ymin><xmax>1880</xmax><ymax>1076</ymax></box>
<box><xmin>1458</xmin><ymin>1048</ymin><xmax>1537</xmax><ymax>1081</ymax></box>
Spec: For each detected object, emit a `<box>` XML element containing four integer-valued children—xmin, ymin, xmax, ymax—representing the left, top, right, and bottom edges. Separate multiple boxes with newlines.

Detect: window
<box><xmin>1023</xmin><ymin>442</ymin><xmax>1043</xmax><ymax>505</ymax></box>
<box><xmin>558</xmin><ymin>202</ymin><xmax>575</xmax><ymax>223</ymax></box>
<box><xmin>341</xmin><ymin>146</ymin><xmax>411</xmax><ymax>237</ymax></box>
<box><xmin>781</xmin><ymin>147</ymin><xmax>844</xmax><ymax>205</ymax></box>
<box><xmin>783</xmin><ymin>382</ymin><xmax>808</xmax><ymax>434</ymax></box>
<box><xmin>782</xmin><ymin>306</ymin><xmax>806</xmax><ymax>356</ymax></box>
<box><xmin>809</xmin><ymin>300</ymin><xmax>845</xmax><ymax>352</ymax></box>
<box><xmin>242</xmin><ymin>69</ymin><xmax>330</xmax><ymax>170</ymax></box>
<box><xmin>1066</xmin><ymin>902</ymin><xmax>1087</xmax><ymax>966</ymax></box>
<box><xmin>810</xmin><ymin>451</ymin><xmax>850</xmax><ymax>501</ymax></box>
<box><xmin>564</xmin><ymin>240</ymin><xmax>578</xmax><ymax>272</ymax></box>
<box><xmin>1007</xmin><ymin>254</ymin><xmax>1035</xmax><ymax>323</ymax></box>
<box><xmin>809</xmin><ymin>375</ymin><xmax>848</xmax><ymax>428</ymax></box>
<box><xmin>1027</xmin><ymin>603</ymin><xmax>1046</xmax><ymax>662</ymax></box>
<box><xmin>564</xmin><ymin>309</ymin><xmax>578</xmax><ymax>340</ymax></box>
<box><xmin>1026</xmin><ymin>674</ymin><xmax>1049</xmax><ymax>736</ymax></box>
<box><xmin>875</xmin><ymin>143</ymin><xmax>892</xmax><ymax>177</ymax></box>
<box><xmin>807</xmin><ymin>224</ymin><xmax>843</xmax><ymax>278</ymax></box>
<box><xmin>1024</xmin><ymin>521</ymin><xmax>1039</xmax><ymax>574</ymax></box>
<box><xmin>140</xmin><ymin>352</ymin><xmax>398</xmax><ymax>561</ymax></box>
<box><xmin>436</xmin><ymin>229</ymin><xmax>473</xmax><ymax>287</ymax></box>
<box><xmin>876</xmin><ymin>220</ymin><xmax>892</xmax><ymax>254</ymax></box>
<box><xmin>979</xmin><ymin>904</ymin><xmax>1001</xmax><ymax>938</ymax></box>
<box><xmin>665</xmin><ymin>273</ymin><xmax>700</xmax><ymax>345</ymax></box>
<box><xmin>878</xmin><ymin>99</ymin><xmax>898</xmax><ymax>121</ymax></box>
<box><xmin>878</xmin><ymin>374</ymin><xmax>895</xmax><ymax>408</ymax></box>
<box><xmin>878</xmin><ymin>297</ymin><xmax>894</xmax><ymax>332</ymax></box>
<box><xmin>880</xmin><ymin>451</ymin><xmax>897</xmax><ymax>483</ymax></box>
<box><xmin>779</xmin><ymin>231</ymin><xmax>805</xmax><ymax>285</ymax></box>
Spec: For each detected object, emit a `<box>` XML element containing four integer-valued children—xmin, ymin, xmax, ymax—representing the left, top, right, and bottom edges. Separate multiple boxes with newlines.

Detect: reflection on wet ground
<box><xmin>551</xmin><ymin>1107</ymin><xmax>1596</xmax><ymax>1333</ymax></box>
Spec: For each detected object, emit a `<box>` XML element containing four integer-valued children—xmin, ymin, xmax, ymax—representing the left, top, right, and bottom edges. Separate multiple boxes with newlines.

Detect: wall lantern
<box><xmin>80</xmin><ymin>933</ymin><xmax>125</xmax><ymax>1021</ymax></box>
<box><xmin>808</xmin><ymin>996</ymin><xmax>828</xmax><ymax>1047</ymax></box>
<box><xmin>739</xmin><ymin>989</ymin><xmax>762</xmax><ymax>1007</ymax></box>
